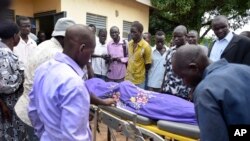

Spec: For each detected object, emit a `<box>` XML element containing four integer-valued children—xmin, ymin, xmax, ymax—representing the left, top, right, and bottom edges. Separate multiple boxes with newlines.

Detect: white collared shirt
<box><xmin>147</xmin><ymin>45</ymin><xmax>168</xmax><ymax>88</ymax></box>
<box><xmin>209</xmin><ymin>32</ymin><xmax>233</xmax><ymax>62</ymax></box>
<box><xmin>14</xmin><ymin>36</ymin><xmax>37</xmax><ymax>67</ymax></box>
<box><xmin>91</xmin><ymin>41</ymin><xmax>108</xmax><ymax>75</ymax></box>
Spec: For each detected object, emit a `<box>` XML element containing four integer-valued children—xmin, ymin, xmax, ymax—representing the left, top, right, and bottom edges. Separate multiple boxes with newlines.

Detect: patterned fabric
<box><xmin>161</xmin><ymin>46</ymin><xmax>191</xmax><ymax>99</ymax></box>
<box><xmin>85</xmin><ymin>78</ymin><xmax>197</xmax><ymax>125</ymax></box>
<box><xmin>0</xmin><ymin>42</ymin><xmax>29</xmax><ymax>141</ymax></box>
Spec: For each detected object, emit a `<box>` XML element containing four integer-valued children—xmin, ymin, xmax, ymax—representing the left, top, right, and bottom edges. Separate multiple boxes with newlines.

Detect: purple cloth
<box><xmin>85</xmin><ymin>78</ymin><xmax>197</xmax><ymax>125</ymax></box>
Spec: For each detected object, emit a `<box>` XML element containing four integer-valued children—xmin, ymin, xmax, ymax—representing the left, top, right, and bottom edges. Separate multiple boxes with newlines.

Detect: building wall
<box><xmin>33</xmin><ymin>0</ymin><xmax>61</xmax><ymax>14</ymax></box>
<box><xmin>11</xmin><ymin>0</ymin><xmax>61</xmax><ymax>17</ymax></box>
<box><xmin>11</xmin><ymin>0</ymin><xmax>34</xmax><ymax>17</ymax></box>
<box><xmin>61</xmin><ymin>0</ymin><xmax>149</xmax><ymax>35</ymax></box>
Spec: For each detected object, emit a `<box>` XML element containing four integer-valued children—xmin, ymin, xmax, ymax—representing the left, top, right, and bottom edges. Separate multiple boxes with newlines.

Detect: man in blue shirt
<box><xmin>28</xmin><ymin>24</ymin><xmax>95</xmax><ymax>141</ymax></box>
<box><xmin>172</xmin><ymin>44</ymin><xmax>250</xmax><ymax>141</ymax></box>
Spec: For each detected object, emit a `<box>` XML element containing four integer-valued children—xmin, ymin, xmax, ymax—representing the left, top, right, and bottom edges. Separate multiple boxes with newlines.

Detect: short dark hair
<box><xmin>88</xmin><ymin>24</ymin><xmax>96</xmax><ymax>29</ymax></box>
<box><xmin>155</xmin><ymin>30</ymin><xmax>165</xmax><ymax>36</ymax></box>
<box><xmin>0</xmin><ymin>20</ymin><xmax>19</xmax><ymax>39</ymax></box>
<box><xmin>98</xmin><ymin>28</ymin><xmax>107</xmax><ymax>35</ymax></box>
<box><xmin>16</xmin><ymin>16</ymin><xmax>30</xmax><ymax>26</ymax></box>
<box><xmin>131</xmin><ymin>21</ymin><xmax>143</xmax><ymax>33</ymax></box>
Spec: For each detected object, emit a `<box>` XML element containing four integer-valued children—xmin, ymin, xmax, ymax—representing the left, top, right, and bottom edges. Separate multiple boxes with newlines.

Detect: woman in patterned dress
<box><xmin>0</xmin><ymin>21</ymin><xmax>29</xmax><ymax>140</ymax></box>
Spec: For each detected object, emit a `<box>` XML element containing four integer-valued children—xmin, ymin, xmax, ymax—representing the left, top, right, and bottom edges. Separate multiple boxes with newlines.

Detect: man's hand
<box><xmin>102</xmin><ymin>98</ymin><xmax>117</xmax><ymax>106</ymax></box>
<box><xmin>112</xmin><ymin>58</ymin><xmax>121</xmax><ymax>62</ymax></box>
<box><xmin>0</xmin><ymin>100</ymin><xmax>12</xmax><ymax>122</ymax></box>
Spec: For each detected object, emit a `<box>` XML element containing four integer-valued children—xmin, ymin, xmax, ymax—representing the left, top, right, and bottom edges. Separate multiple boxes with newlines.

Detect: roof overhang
<box><xmin>136</xmin><ymin>0</ymin><xmax>153</xmax><ymax>7</ymax></box>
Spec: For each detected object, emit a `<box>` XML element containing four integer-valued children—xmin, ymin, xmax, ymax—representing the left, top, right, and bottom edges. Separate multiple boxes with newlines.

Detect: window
<box><xmin>123</xmin><ymin>21</ymin><xmax>132</xmax><ymax>39</ymax></box>
<box><xmin>2</xmin><ymin>9</ymin><xmax>15</xmax><ymax>21</ymax></box>
<box><xmin>86</xmin><ymin>13</ymin><xmax>107</xmax><ymax>34</ymax></box>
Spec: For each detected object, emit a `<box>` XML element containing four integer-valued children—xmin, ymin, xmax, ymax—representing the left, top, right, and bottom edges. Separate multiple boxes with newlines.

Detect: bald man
<box><xmin>172</xmin><ymin>44</ymin><xmax>250</xmax><ymax>141</ymax></box>
<box><xmin>161</xmin><ymin>25</ymin><xmax>190</xmax><ymax>100</ymax></box>
<box><xmin>28</xmin><ymin>25</ymin><xmax>95</xmax><ymax>141</ymax></box>
<box><xmin>209</xmin><ymin>15</ymin><xmax>250</xmax><ymax>65</ymax></box>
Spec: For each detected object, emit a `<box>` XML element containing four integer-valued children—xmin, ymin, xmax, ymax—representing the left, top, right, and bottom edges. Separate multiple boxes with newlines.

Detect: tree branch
<box><xmin>200</xmin><ymin>26</ymin><xmax>212</xmax><ymax>40</ymax></box>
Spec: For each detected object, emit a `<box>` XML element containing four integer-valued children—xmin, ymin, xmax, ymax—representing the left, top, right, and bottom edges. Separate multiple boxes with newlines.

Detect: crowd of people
<box><xmin>1</xmin><ymin>2</ymin><xmax>250</xmax><ymax>140</ymax></box>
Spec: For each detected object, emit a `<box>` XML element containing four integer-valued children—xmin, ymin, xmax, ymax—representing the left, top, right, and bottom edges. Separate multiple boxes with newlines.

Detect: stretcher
<box><xmin>91</xmin><ymin>105</ymin><xmax>164</xmax><ymax>141</ymax></box>
<box><xmin>91</xmin><ymin>105</ymin><xmax>200</xmax><ymax>141</ymax></box>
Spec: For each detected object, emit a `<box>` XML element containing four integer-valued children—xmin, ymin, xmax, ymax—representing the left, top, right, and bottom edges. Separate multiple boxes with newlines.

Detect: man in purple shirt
<box><xmin>28</xmin><ymin>24</ymin><xmax>95</xmax><ymax>141</ymax></box>
<box><xmin>107</xmin><ymin>26</ymin><xmax>128</xmax><ymax>82</ymax></box>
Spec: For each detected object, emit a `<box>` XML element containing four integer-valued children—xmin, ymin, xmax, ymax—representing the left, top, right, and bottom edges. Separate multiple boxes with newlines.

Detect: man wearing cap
<box><xmin>15</xmin><ymin>17</ymin><xmax>115</xmax><ymax>129</ymax></box>
<box><xmin>14</xmin><ymin>18</ymin><xmax>76</xmax><ymax>127</ymax></box>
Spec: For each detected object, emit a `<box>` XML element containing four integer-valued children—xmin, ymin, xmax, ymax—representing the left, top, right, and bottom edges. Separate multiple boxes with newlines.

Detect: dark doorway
<box><xmin>35</xmin><ymin>11</ymin><xmax>66</xmax><ymax>40</ymax></box>
<box><xmin>39</xmin><ymin>15</ymin><xmax>54</xmax><ymax>39</ymax></box>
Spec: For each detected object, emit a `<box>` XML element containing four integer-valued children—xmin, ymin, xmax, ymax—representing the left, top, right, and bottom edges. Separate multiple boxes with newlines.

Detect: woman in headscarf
<box><xmin>0</xmin><ymin>20</ymin><xmax>29</xmax><ymax>140</ymax></box>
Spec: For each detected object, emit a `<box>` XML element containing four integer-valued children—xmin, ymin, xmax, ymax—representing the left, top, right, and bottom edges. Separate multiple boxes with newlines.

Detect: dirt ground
<box><xmin>90</xmin><ymin>120</ymin><xmax>128</xmax><ymax>141</ymax></box>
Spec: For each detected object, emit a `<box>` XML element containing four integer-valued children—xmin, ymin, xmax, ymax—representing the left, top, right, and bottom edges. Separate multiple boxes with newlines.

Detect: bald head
<box><xmin>212</xmin><ymin>15</ymin><xmax>230</xmax><ymax>40</ymax></box>
<box><xmin>173</xmin><ymin>25</ymin><xmax>187</xmax><ymax>47</ymax></box>
<box><xmin>212</xmin><ymin>15</ymin><xmax>229</xmax><ymax>25</ymax></box>
<box><xmin>173</xmin><ymin>25</ymin><xmax>187</xmax><ymax>34</ymax></box>
<box><xmin>172</xmin><ymin>44</ymin><xmax>210</xmax><ymax>88</ymax></box>
<box><xmin>64</xmin><ymin>24</ymin><xmax>95</xmax><ymax>68</ymax></box>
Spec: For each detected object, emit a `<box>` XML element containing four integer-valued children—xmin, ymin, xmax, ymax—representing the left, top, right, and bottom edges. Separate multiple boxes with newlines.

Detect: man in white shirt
<box><xmin>14</xmin><ymin>16</ymin><xmax>37</xmax><ymax>66</ymax></box>
<box><xmin>209</xmin><ymin>15</ymin><xmax>250</xmax><ymax>65</ymax></box>
<box><xmin>147</xmin><ymin>31</ymin><xmax>168</xmax><ymax>92</ymax></box>
<box><xmin>14</xmin><ymin>18</ymin><xmax>76</xmax><ymax>141</ymax></box>
<box><xmin>15</xmin><ymin>18</ymin><xmax>115</xmax><ymax>127</ymax></box>
<box><xmin>91</xmin><ymin>28</ymin><xmax>109</xmax><ymax>80</ymax></box>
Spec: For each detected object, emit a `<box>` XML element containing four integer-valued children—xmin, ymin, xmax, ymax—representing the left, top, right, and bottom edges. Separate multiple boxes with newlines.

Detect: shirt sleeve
<box><xmin>0</xmin><ymin>51</ymin><xmax>24</xmax><ymax>94</ymax></box>
<box><xmin>144</xmin><ymin>44</ymin><xmax>152</xmax><ymax>64</ymax></box>
<box><xmin>194</xmin><ymin>88</ymin><xmax>229</xmax><ymax>141</ymax></box>
<box><xmin>60</xmin><ymin>80</ymin><xmax>90</xmax><ymax>141</ymax></box>
<box><xmin>120</xmin><ymin>42</ymin><xmax>128</xmax><ymax>63</ymax></box>
<box><xmin>28</xmin><ymin>88</ymin><xmax>45</xmax><ymax>138</ymax></box>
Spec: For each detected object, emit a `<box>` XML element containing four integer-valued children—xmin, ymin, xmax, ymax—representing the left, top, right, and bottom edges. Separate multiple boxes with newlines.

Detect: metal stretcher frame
<box><xmin>95</xmin><ymin>105</ymin><xmax>200</xmax><ymax>141</ymax></box>
<box><xmin>137</xmin><ymin>124</ymin><xmax>198</xmax><ymax>141</ymax></box>
<box><xmin>91</xmin><ymin>105</ymin><xmax>165</xmax><ymax>141</ymax></box>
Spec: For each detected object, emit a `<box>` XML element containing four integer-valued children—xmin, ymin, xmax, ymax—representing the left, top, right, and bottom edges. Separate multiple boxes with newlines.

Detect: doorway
<box><xmin>35</xmin><ymin>11</ymin><xmax>66</xmax><ymax>39</ymax></box>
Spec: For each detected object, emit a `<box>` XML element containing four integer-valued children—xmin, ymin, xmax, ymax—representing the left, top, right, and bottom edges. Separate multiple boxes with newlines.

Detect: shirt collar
<box><xmin>218</xmin><ymin>31</ymin><xmax>233</xmax><ymax>42</ymax></box>
<box><xmin>137</xmin><ymin>38</ymin><xmax>144</xmax><ymax>47</ymax></box>
<box><xmin>51</xmin><ymin>37</ymin><xmax>62</xmax><ymax>48</ymax></box>
<box><xmin>203</xmin><ymin>59</ymin><xmax>228</xmax><ymax>79</ymax></box>
<box><xmin>153</xmin><ymin>45</ymin><xmax>168</xmax><ymax>51</ymax></box>
<box><xmin>19</xmin><ymin>36</ymin><xmax>35</xmax><ymax>45</ymax></box>
<box><xmin>54</xmin><ymin>52</ymin><xmax>84</xmax><ymax>78</ymax></box>
<box><xmin>110</xmin><ymin>39</ymin><xmax>123</xmax><ymax>45</ymax></box>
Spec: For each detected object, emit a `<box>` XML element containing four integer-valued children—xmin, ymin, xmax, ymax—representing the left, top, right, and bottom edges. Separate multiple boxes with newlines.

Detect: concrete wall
<box><xmin>11</xmin><ymin>0</ymin><xmax>34</xmax><ymax>17</ymax></box>
<box><xmin>33</xmin><ymin>0</ymin><xmax>61</xmax><ymax>14</ymax></box>
<box><xmin>11</xmin><ymin>0</ymin><xmax>60</xmax><ymax>16</ymax></box>
<box><xmin>61</xmin><ymin>0</ymin><xmax>149</xmax><ymax>37</ymax></box>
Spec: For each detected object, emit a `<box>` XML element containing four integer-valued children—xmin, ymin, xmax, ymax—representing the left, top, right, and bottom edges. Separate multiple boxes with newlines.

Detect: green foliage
<box><xmin>149</xmin><ymin>0</ymin><xmax>250</xmax><ymax>39</ymax></box>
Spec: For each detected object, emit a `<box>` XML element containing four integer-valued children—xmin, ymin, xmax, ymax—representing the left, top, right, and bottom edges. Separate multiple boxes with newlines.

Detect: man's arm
<box><xmin>144</xmin><ymin>45</ymin><xmax>152</xmax><ymax>71</ymax></box>
<box><xmin>60</xmin><ymin>83</ymin><xmax>91</xmax><ymax>140</ymax></box>
<box><xmin>194</xmin><ymin>88</ymin><xmax>229</xmax><ymax>141</ymax></box>
<box><xmin>28</xmin><ymin>89</ymin><xmax>44</xmax><ymax>138</ymax></box>
<box><xmin>90</xmin><ymin>93</ymin><xmax>116</xmax><ymax>106</ymax></box>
